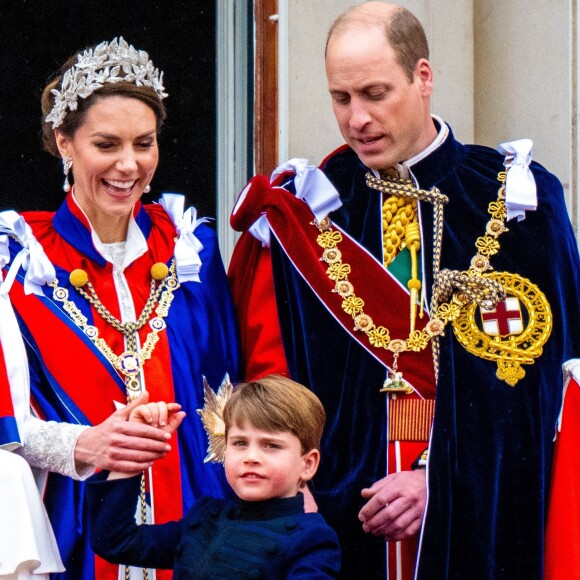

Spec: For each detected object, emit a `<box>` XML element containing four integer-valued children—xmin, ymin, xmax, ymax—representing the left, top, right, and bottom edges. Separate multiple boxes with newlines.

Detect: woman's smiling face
<box><xmin>56</xmin><ymin>95</ymin><xmax>159</xmax><ymax>242</ymax></box>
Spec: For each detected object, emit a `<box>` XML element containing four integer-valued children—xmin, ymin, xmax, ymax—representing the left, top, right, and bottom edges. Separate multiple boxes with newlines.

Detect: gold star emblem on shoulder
<box><xmin>451</xmin><ymin>272</ymin><xmax>552</xmax><ymax>386</ymax></box>
<box><xmin>196</xmin><ymin>374</ymin><xmax>233</xmax><ymax>463</ymax></box>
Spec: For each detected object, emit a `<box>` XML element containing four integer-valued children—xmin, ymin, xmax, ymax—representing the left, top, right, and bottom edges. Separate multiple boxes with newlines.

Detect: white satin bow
<box><xmin>498</xmin><ymin>139</ymin><xmax>537</xmax><ymax>222</ymax></box>
<box><xmin>249</xmin><ymin>158</ymin><xmax>343</xmax><ymax>247</ymax></box>
<box><xmin>554</xmin><ymin>359</ymin><xmax>580</xmax><ymax>433</ymax></box>
<box><xmin>158</xmin><ymin>194</ymin><xmax>208</xmax><ymax>283</ymax></box>
<box><xmin>0</xmin><ymin>211</ymin><xmax>55</xmax><ymax>296</ymax></box>
<box><xmin>0</xmin><ymin>228</ymin><xmax>34</xmax><ymax>448</ymax></box>
<box><xmin>0</xmin><ymin>234</ymin><xmax>9</xmax><ymax>274</ymax></box>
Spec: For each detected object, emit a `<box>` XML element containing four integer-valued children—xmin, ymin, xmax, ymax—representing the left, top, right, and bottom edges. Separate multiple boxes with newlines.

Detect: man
<box><xmin>228</xmin><ymin>3</ymin><xmax>580</xmax><ymax>578</ymax></box>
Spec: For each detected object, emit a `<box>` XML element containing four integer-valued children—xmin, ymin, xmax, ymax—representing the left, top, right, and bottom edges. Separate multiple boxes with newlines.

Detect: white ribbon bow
<box><xmin>498</xmin><ymin>139</ymin><xmax>537</xmax><ymax>222</ymax></box>
<box><xmin>249</xmin><ymin>158</ymin><xmax>343</xmax><ymax>247</ymax></box>
<box><xmin>158</xmin><ymin>194</ymin><xmax>208</xmax><ymax>283</ymax></box>
<box><xmin>554</xmin><ymin>359</ymin><xmax>580</xmax><ymax>434</ymax></box>
<box><xmin>0</xmin><ymin>234</ymin><xmax>9</xmax><ymax>275</ymax></box>
<box><xmin>0</xmin><ymin>211</ymin><xmax>55</xmax><ymax>296</ymax></box>
<box><xmin>0</xmin><ymin>234</ymin><xmax>32</xmax><ymax>448</ymax></box>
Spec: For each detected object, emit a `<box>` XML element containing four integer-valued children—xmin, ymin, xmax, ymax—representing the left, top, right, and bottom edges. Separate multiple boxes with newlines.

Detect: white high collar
<box><xmin>371</xmin><ymin>115</ymin><xmax>449</xmax><ymax>179</ymax></box>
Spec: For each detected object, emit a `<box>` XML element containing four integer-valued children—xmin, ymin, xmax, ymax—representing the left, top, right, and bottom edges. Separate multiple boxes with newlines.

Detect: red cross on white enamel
<box><xmin>480</xmin><ymin>297</ymin><xmax>523</xmax><ymax>336</ymax></box>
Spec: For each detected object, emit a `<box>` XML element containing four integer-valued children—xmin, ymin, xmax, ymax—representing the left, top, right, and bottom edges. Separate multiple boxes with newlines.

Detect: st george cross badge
<box><xmin>480</xmin><ymin>297</ymin><xmax>523</xmax><ymax>336</ymax></box>
<box><xmin>451</xmin><ymin>271</ymin><xmax>552</xmax><ymax>386</ymax></box>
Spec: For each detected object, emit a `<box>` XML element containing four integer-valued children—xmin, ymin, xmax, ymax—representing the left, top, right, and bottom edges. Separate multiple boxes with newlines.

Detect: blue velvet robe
<box><xmin>268</xmin><ymin>127</ymin><xmax>580</xmax><ymax>579</ymax></box>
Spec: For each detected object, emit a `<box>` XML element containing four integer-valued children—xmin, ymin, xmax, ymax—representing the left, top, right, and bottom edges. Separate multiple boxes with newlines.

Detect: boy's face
<box><xmin>224</xmin><ymin>422</ymin><xmax>319</xmax><ymax>502</ymax></box>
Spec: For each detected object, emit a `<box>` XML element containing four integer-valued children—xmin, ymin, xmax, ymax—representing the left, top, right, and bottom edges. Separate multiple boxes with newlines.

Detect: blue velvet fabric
<box><xmin>87</xmin><ymin>473</ymin><xmax>341</xmax><ymax>578</ymax></box>
<box><xmin>270</xmin><ymin>127</ymin><xmax>580</xmax><ymax>579</ymax></box>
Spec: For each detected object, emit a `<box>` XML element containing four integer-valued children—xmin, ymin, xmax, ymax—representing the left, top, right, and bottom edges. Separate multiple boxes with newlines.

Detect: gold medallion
<box><xmin>451</xmin><ymin>271</ymin><xmax>552</xmax><ymax>386</ymax></box>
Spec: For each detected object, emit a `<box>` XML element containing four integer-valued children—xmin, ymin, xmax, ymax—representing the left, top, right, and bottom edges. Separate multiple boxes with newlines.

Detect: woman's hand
<box><xmin>74</xmin><ymin>392</ymin><xmax>179</xmax><ymax>474</ymax></box>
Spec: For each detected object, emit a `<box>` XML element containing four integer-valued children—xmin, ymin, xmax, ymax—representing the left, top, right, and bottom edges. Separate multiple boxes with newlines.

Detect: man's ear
<box><xmin>301</xmin><ymin>449</ymin><xmax>320</xmax><ymax>483</ymax></box>
<box><xmin>415</xmin><ymin>58</ymin><xmax>434</xmax><ymax>98</ymax></box>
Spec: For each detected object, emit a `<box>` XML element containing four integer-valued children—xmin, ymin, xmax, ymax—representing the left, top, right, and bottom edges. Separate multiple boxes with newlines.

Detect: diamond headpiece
<box><xmin>45</xmin><ymin>37</ymin><xmax>168</xmax><ymax>129</ymax></box>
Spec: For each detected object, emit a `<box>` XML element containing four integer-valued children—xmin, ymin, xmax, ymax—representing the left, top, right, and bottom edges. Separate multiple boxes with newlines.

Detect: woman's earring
<box><xmin>62</xmin><ymin>156</ymin><xmax>73</xmax><ymax>192</ymax></box>
<box><xmin>144</xmin><ymin>184</ymin><xmax>151</xmax><ymax>194</ymax></box>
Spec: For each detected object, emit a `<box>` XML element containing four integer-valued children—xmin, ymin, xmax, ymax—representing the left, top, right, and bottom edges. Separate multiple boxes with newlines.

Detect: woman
<box><xmin>0</xmin><ymin>38</ymin><xmax>239</xmax><ymax>579</ymax></box>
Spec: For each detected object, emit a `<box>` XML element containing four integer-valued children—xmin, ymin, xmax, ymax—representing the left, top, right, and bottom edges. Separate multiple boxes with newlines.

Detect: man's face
<box><xmin>326</xmin><ymin>25</ymin><xmax>435</xmax><ymax>170</ymax></box>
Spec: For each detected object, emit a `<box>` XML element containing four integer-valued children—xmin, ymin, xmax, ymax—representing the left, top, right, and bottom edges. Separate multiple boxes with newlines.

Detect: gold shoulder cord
<box><xmin>315</xmin><ymin>170</ymin><xmax>552</xmax><ymax>388</ymax></box>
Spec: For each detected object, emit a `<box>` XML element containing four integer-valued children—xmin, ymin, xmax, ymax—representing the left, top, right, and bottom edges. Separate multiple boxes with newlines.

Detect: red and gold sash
<box><xmin>231</xmin><ymin>175</ymin><xmax>435</xmax><ymax>398</ymax></box>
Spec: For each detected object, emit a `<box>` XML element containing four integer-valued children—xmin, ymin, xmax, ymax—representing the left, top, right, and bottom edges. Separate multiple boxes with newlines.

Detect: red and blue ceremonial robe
<box><xmin>0</xmin><ymin>193</ymin><xmax>240</xmax><ymax>579</ymax></box>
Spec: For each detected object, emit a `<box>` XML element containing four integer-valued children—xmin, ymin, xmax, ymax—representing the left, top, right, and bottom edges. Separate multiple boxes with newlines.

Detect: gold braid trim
<box><xmin>367</xmin><ymin>172</ymin><xmax>450</xmax><ymax>204</ymax></box>
<box><xmin>388</xmin><ymin>397</ymin><xmax>435</xmax><ymax>441</ymax></box>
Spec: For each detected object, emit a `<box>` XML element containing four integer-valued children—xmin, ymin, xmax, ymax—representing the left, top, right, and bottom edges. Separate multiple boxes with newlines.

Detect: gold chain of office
<box><xmin>49</xmin><ymin>259</ymin><xmax>179</xmax><ymax>400</ymax></box>
<box><xmin>50</xmin><ymin>259</ymin><xmax>181</xmax><ymax>579</ymax></box>
<box><xmin>314</xmin><ymin>170</ymin><xmax>509</xmax><ymax>374</ymax></box>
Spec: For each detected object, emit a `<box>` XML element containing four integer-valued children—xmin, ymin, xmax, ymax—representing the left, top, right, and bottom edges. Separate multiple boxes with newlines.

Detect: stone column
<box><xmin>474</xmin><ymin>0</ymin><xmax>573</xmax><ymax>221</ymax></box>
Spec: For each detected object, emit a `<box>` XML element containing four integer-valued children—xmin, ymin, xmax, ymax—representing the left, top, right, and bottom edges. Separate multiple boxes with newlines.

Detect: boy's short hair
<box><xmin>223</xmin><ymin>375</ymin><xmax>326</xmax><ymax>453</ymax></box>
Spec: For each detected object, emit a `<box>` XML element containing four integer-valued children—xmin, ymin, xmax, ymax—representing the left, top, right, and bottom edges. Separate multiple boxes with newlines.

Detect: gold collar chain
<box><xmin>49</xmin><ymin>260</ymin><xmax>179</xmax><ymax>399</ymax></box>
<box><xmin>315</xmin><ymin>170</ymin><xmax>510</xmax><ymax>391</ymax></box>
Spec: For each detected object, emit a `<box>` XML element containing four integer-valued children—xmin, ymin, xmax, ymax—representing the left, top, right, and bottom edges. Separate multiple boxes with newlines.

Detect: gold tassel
<box><xmin>405</xmin><ymin>221</ymin><xmax>421</xmax><ymax>332</ymax></box>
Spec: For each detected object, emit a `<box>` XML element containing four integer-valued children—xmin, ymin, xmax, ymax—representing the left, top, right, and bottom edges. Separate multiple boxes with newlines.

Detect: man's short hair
<box><xmin>223</xmin><ymin>375</ymin><xmax>326</xmax><ymax>453</ymax></box>
<box><xmin>326</xmin><ymin>4</ymin><xmax>429</xmax><ymax>82</ymax></box>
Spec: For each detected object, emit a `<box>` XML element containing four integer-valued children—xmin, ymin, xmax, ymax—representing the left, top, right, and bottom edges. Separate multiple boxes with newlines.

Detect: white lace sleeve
<box><xmin>18</xmin><ymin>417</ymin><xmax>95</xmax><ymax>481</ymax></box>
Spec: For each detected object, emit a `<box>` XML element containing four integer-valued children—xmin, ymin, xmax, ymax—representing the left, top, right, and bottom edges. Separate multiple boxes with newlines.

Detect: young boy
<box><xmin>86</xmin><ymin>375</ymin><xmax>341</xmax><ymax>578</ymax></box>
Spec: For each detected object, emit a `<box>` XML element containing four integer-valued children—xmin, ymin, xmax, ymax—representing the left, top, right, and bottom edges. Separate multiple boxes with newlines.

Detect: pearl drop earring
<box><xmin>62</xmin><ymin>156</ymin><xmax>73</xmax><ymax>192</ymax></box>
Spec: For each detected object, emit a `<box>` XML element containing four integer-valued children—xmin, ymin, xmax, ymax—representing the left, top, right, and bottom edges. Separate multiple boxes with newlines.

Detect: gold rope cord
<box><xmin>380</xmin><ymin>169</ymin><xmax>423</xmax><ymax>335</ymax></box>
<box><xmin>382</xmin><ymin>194</ymin><xmax>418</xmax><ymax>267</ymax></box>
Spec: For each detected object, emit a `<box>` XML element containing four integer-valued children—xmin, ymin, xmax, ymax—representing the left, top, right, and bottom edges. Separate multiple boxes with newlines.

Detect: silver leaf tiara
<box><xmin>45</xmin><ymin>37</ymin><xmax>168</xmax><ymax>129</ymax></box>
